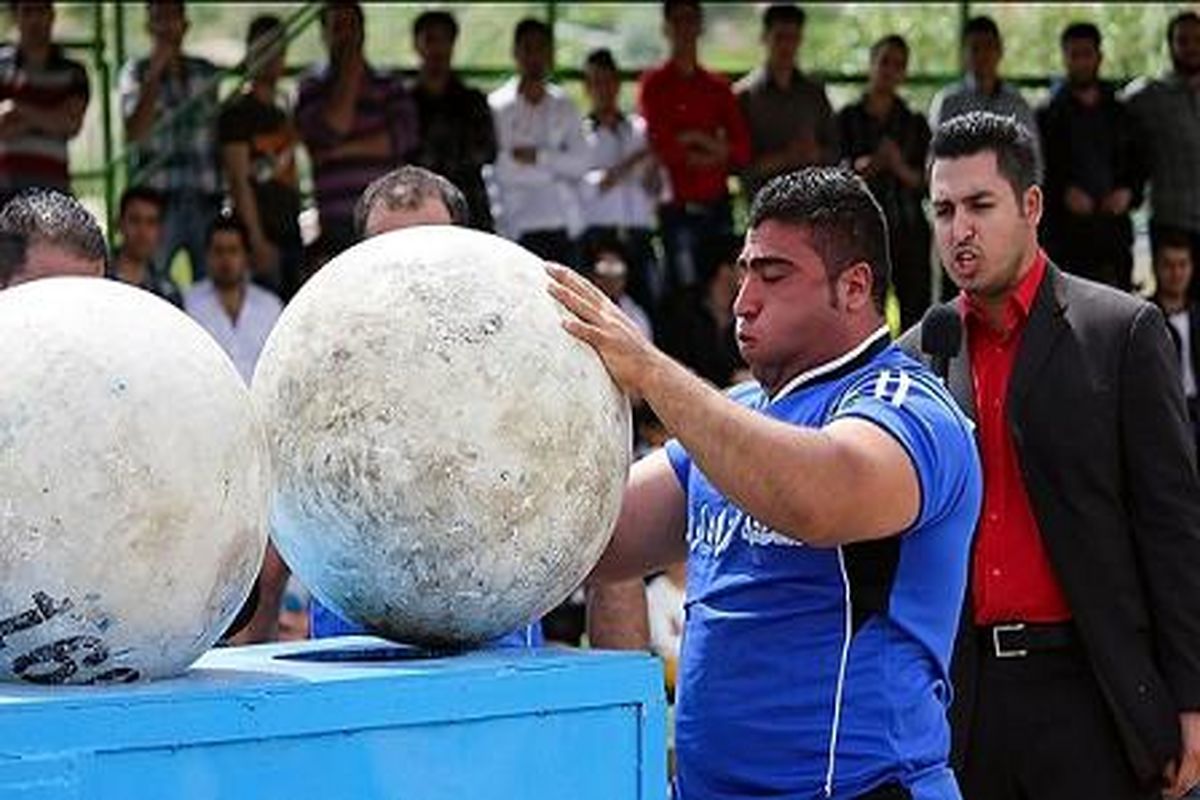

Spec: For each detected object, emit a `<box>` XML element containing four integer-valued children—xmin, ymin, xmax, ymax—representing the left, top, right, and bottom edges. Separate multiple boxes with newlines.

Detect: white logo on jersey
<box><xmin>688</xmin><ymin>502</ymin><xmax>804</xmax><ymax>557</ymax></box>
<box><xmin>872</xmin><ymin>369</ymin><xmax>912</xmax><ymax>407</ymax></box>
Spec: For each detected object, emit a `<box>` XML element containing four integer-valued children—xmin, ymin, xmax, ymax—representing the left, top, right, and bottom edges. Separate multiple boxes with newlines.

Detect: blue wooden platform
<box><xmin>0</xmin><ymin>636</ymin><xmax>667</xmax><ymax>799</ymax></box>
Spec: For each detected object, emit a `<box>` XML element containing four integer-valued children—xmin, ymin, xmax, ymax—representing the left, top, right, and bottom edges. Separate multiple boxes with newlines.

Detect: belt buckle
<box><xmin>992</xmin><ymin>623</ymin><xmax>1027</xmax><ymax>658</ymax></box>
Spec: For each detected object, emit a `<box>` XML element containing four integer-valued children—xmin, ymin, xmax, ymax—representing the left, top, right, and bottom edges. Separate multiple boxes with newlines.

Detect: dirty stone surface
<box><xmin>0</xmin><ymin>279</ymin><xmax>269</xmax><ymax>684</ymax></box>
<box><xmin>252</xmin><ymin>227</ymin><xmax>632</xmax><ymax>646</ymax></box>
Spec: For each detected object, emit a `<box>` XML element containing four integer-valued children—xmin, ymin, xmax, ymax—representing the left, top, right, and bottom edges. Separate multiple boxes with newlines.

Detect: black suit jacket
<box><xmin>901</xmin><ymin>263</ymin><xmax>1200</xmax><ymax>784</ymax></box>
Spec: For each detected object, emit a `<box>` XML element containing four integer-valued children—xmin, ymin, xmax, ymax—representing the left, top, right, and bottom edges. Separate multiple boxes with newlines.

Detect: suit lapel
<box><xmin>948</xmin><ymin>325</ymin><xmax>977</xmax><ymax>422</ymax></box>
<box><xmin>1008</xmin><ymin>263</ymin><xmax>1070</xmax><ymax>412</ymax></box>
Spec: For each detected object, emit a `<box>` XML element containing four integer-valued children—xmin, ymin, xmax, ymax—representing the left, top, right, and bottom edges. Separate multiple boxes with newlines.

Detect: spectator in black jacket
<box><xmin>1038</xmin><ymin>22</ymin><xmax>1139</xmax><ymax>290</ymax></box>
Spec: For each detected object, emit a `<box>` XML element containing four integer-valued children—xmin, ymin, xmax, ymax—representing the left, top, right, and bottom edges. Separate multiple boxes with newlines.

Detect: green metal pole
<box><xmin>115</xmin><ymin>0</ymin><xmax>126</xmax><ymax>75</ymax></box>
<box><xmin>547</xmin><ymin>0</ymin><xmax>557</xmax><ymax>76</ymax></box>
<box><xmin>94</xmin><ymin>1</ymin><xmax>116</xmax><ymax>235</ymax></box>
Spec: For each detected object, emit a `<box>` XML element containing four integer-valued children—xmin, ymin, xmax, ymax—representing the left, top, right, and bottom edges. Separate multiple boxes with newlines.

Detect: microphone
<box><xmin>921</xmin><ymin>304</ymin><xmax>962</xmax><ymax>382</ymax></box>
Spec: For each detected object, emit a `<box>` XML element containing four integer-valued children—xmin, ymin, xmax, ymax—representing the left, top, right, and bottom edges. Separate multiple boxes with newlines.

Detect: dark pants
<box><xmin>518</xmin><ymin>228</ymin><xmax>578</xmax><ymax>270</ymax></box>
<box><xmin>959</xmin><ymin>628</ymin><xmax>1157</xmax><ymax>800</ymax></box>
<box><xmin>580</xmin><ymin>225</ymin><xmax>661</xmax><ymax>317</ymax></box>
<box><xmin>250</xmin><ymin>230</ymin><xmax>304</xmax><ymax>302</ymax></box>
<box><xmin>1150</xmin><ymin>222</ymin><xmax>1200</xmax><ymax>301</ymax></box>
<box><xmin>156</xmin><ymin>191</ymin><xmax>221</xmax><ymax>284</ymax></box>
<box><xmin>659</xmin><ymin>197</ymin><xmax>733</xmax><ymax>296</ymax></box>
<box><xmin>1043</xmin><ymin>212</ymin><xmax>1134</xmax><ymax>291</ymax></box>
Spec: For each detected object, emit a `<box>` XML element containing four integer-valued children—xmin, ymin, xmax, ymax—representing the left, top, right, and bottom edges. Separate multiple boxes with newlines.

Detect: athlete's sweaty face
<box><xmin>735</xmin><ymin>220</ymin><xmax>852</xmax><ymax>394</ymax></box>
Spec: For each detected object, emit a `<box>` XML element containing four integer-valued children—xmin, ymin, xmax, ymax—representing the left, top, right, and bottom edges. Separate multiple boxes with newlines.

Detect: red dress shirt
<box><xmin>963</xmin><ymin>250</ymin><xmax>1073</xmax><ymax>624</ymax></box>
<box><xmin>637</xmin><ymin>60</ymin><xmax>750</xmax><ymax>205</ymax></box>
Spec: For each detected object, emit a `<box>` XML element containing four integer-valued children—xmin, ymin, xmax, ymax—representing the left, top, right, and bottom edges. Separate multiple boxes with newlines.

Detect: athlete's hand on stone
<box><xmin>545</xmin><ymin>263</ymin><xmax>663</xmax><ymax>396</ymax></box>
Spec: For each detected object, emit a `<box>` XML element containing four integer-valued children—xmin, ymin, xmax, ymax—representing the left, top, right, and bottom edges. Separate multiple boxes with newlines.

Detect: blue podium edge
<box><xmin>0</xmin><ymin>637</ymin><xmax>667</xmax><ymax>758</ymax></box>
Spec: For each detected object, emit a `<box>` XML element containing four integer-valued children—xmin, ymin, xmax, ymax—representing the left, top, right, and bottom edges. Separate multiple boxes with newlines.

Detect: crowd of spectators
<box><xmin>5</xmin><ymin>0</ymin><xmax>1200</xmax><ymax>648</ymax></box>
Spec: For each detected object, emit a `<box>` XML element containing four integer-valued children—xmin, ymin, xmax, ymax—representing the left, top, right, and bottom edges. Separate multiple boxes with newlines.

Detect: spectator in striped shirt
<box><xmin>119</xmin><ymin>1</ymin><xmax>221</xmax><ymax>285</ymax></box>
<box><xmin>297</xmin><ymin>1</ymin><xmax>419</xmax><ymax>257</ymax></box>
<box><xmin>0</xmin><ymin>1</ymin><xmax>89</xmax><ymax>204</ymax></box>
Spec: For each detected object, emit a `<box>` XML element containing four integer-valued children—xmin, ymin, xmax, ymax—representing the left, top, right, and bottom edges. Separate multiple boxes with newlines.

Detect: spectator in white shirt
<box><xmin>486</xmin><ymin>18</ymin><xmax>589</xmax><ymax>267</ymax></box>
<box><xmin>580</xmin><ymin>47</ymin><xmax>664</xmax><ymax>318</ymax></box>
<box><xmin>184</xmin><ymin>212</ymin><xmax>282</xmax><ymax>385</ymax></box>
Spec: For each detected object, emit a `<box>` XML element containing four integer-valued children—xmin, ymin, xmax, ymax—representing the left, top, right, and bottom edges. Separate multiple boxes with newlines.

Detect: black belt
<box><xmin>977</xmin><ymin>622</ymin><xmax>1077</xmax><ymax>659</ymax></box>
<box><xmin>853</xmin><ymin>781</ymin><xmax>911</xmax><ymax>799</ymax></box>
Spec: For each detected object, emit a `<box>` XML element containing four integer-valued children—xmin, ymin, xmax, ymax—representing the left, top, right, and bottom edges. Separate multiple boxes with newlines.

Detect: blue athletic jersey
<box><xmin>310</xmin><ymin>598</ymin><xmax>544</xmax><ymax>649</ymax></box>
<box><xmin>666</xmin><ymin>333</ymin><xmax>982</xmax><ymax>799</ymax></box>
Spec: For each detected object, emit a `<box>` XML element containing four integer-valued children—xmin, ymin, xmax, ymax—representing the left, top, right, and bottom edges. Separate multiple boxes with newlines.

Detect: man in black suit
<box><xmin>904</xmin><ymin>111</ymin><xmax>1200</xmax><ymax>799</ymax></box>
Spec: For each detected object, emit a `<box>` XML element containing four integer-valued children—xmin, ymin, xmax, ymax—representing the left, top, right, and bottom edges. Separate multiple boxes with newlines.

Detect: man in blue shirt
<box><xmin>548</xmin><ymin>167</ymin><xmax>983</xmax><ymax>799</ymax></box>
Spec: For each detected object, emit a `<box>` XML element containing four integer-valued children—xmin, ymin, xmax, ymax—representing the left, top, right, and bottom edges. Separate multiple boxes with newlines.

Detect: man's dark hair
<box><xmin>1168</xmin><ymin>11</ymin><xmax>1200</xmax><ymax>48</ymax></box>
<box><xmin>118</xmin><ymin>185</ymin><xmax>165</xmax><ymax>218</ymax></box>
<box><xmin>247</xmin><ymin>14</ymin><xmax>282</xmax><ymax>47</ymax></box>
<box><xmin>583</xmin><ymin>233</ymin><xmax>627</xmax><ymax>271</ymax></box>
<box><xmin>662</xmin><ymin>0</ymin><xmax>701</xmax><ymax>21</ymax></box>
<box><xmin>319</xmin><ymin>1</ymin><xmax>363</xmax><ymax>29</ymax></box>
<box><xmin>146</xmin><ymin>0</ymin><xmax>184</xmax><ymax>14</ymax></box>
<box><xmin>869</xmin><ymin>33</ymin><xmax>908</xmax><ymax>61</ymax></box>
<box><xmin>513</xmin><ymin>17</ymin><xmax>551</xmax><ymax>48</ymax></box>
<box><xmin>206</xmin><ymin>209</ymin><xmax>250</xmax><ymax>250</ymax></box>
<box><xmin>1060</xmin><ymin>21</ymin><xmax>1101</xmax><ymax>50</ymax></box>
<box><xmin>748</xmin><ymin>168</ymin><xmax>891</xmax><ymax>314</ymax></box>
<box><xmin>763</xmin><ymin>4</ymin><xmax>805</xmax><ymax>33</ymax></box>
<box><xmin>354</xmin><ymin>166</ymin><xmax>470</xmax><ymax>237</ymax></box>
<box><xmin>1155</xmin><ymin>229</ymin><xmax>1194</xmax><ymax>262</ymax></box>
<box><xmin>930</xmin><ymin>111</ymin><xmax>1042</xmax><ymax>201</ymax></box>
<box><xmin>413</xmin><ymin>10</ymin><xmax>458</xmax><ymax>41</ymax></box>
<box><xmin>585</xmin><ymin>47</ymin><xmax>618</xmax><ymax>72</ymax></box>
<box><xmin>961</xmin><ymin>15</ymin><xmax>1000</xmax><ymax>44</ymax></box>
<box><xmin>0</xmin><ymin>188</ymin><xmax>106</xmax><ymax>286</ymax></box>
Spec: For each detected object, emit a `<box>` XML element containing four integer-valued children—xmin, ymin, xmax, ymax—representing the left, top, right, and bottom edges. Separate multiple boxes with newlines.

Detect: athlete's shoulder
<box><xmin>833</xmin><ymin>344</ymin><xmax>975</xmax><ymax>444</ymax></box>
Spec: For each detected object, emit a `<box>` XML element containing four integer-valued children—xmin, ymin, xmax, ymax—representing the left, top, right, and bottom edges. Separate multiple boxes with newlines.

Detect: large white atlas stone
<box><xmin>0</xmin><ymin>278</ymin><xmax>269</xmax><ymax>684</ymax></box>
<box><xmin>251</xmin><ymin>226</ymin><xmax>631</xmax><ymax>647</ymax></box>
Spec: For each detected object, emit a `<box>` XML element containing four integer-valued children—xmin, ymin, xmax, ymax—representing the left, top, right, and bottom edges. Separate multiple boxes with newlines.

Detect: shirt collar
<box><xmin>961</xmin><ymin>248</ymin><xmax>1047</xmax><ymax>334</ymax></box>
<box><xmin>770</xmin><ymin>325</ymin><xmax>892</xmax><ymax>403</ymax></box>
<box><xmin>764</xmin><ymin>66</ymin><xmax>804</xmax><ymax>91</ymax></box>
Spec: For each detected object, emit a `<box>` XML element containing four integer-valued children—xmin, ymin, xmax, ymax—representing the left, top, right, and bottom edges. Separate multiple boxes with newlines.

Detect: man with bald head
<box><xmin>0</xmin><ymin>187</ymin><xmax>105</xmax><ymax>289</ymax></box>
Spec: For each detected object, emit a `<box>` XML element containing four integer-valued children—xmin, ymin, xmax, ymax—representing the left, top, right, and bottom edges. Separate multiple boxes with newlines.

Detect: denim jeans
<box><xmin>156</xmin><ymin>191</ymin><xmax>221</xmax><ymax>285</ymax></box>
<box><xmin>658</xmin><ymin>197</ymin><xmax>733</xmax><ymax>295</ymax></box>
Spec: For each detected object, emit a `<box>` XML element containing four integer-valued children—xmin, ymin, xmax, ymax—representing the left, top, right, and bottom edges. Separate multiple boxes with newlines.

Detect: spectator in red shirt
<box><xmin>638</xmin><ymin>0</ymin><xmax>749</xmax><ymax>299</ymax></box>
